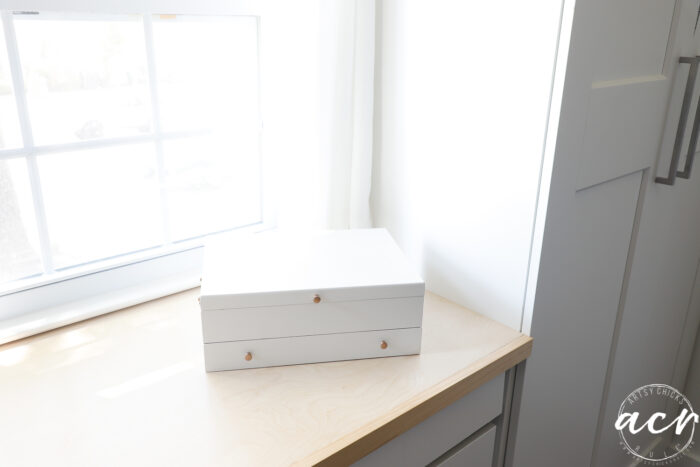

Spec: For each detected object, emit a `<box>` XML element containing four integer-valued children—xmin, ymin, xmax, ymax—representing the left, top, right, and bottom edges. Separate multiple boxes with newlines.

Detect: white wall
<box><xmin>371</xmin><ymin>0</ymin><xmax>563</xmax><ymax>329</ymax></box>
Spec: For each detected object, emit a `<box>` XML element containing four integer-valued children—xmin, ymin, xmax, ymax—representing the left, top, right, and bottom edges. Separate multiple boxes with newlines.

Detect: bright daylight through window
<box><xmin>0</xmin><ymin>12</ymin><xmax>262</xmax><ymax>288</ymax></box>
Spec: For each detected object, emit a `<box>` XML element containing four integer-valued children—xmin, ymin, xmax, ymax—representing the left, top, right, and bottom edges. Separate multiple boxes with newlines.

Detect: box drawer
<box><xmin>201</xmin><ymin>296</ymin><xmax>423</xmax><ymax>343</ymax></box>
<box><xmin>430</xmin><ymin>424</ymin><xmax>496</xmax><ymax>467</ymax></box>
<box><xmin>353</xmin><ymin>374</ymin><xmax>504</xmax><ymax>467</ymax></box>
<box><xmin>203</xmin><ymin>327</ymin><xmax>421</xmax><ymax>371</ymax></box>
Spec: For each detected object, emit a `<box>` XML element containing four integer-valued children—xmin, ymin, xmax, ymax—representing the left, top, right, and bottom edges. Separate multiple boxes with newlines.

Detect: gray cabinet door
<box><xmin>515</xmin><ymin>1</ymin><xmax>700</xmax><ymax>466</ymax></box>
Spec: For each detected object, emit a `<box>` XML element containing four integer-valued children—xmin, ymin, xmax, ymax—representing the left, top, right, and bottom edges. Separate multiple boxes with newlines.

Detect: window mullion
<box><xmin>0</xmin><ymin>129</ymin><xmax>212</xmax><ymax>161</ymax></box>
<box><xmin>1</xmin><ymin>11</ymin><xmax>54</xmax><ymax>274</ymax></box>
<box><xmin>142</xmin><ymin>15</ymin><xmax>171</xmax><ymax>245</ymax></box>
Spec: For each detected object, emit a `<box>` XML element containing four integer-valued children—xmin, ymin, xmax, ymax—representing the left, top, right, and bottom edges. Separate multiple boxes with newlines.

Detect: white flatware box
<box><xmin>199</xmin><ymin>228</ymin><xmax>425</xmax><ymax>371</ymax></box>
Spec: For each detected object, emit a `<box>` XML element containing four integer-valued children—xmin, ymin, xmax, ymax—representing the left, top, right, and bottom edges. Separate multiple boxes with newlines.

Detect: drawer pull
<box><xmin>380</xmin><ymin>340</ymin><xmax>388</xmax><ymax>350</ymax></box>
<box><xmin>244</xmin><ymin>352</ymin><xmax>253</xmax><ymax>361</ymax></box>
<box><xmin>313</xmin><ymin>294</ymin><xmax>321</xmax><ymax>304</ymax></box>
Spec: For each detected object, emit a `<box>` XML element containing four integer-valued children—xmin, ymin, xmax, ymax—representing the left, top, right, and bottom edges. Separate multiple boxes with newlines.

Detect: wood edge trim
<box><xmin>296</xmin><ymin>334</ymin><xmax>533</xmax><ymax>467</ymax></box>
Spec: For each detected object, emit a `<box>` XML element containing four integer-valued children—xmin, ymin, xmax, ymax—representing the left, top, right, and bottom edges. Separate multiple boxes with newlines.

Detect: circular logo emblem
<box><xmin>616</xmin><ymin>384</ymin><xmax>698</xmax><ymax>464</ymax></box>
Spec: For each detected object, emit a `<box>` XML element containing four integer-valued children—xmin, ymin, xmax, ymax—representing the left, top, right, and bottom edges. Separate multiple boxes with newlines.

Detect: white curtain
<box><xmin>318</xmin><ymin>0</ymin><xmax>376</xmax><ymax>229</ymax></box>
<box><xmin>265</xmin><ymin>0</ymin><xmax>376</xmax><ymax>231</ymax></box>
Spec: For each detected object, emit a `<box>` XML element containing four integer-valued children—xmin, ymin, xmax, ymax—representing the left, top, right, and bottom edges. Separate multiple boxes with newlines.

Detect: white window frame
<box><xmin>0</xmin><ymin>1</ymin><xmax>274</xmax><ymax>343</ymax></box>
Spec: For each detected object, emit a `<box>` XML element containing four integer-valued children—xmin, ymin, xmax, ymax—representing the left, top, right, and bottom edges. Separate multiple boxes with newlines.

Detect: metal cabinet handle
<box><xmin>656</xmin><ymin>56</ymin><xmax>700</xmax><ymax>185</ymax></box>
<box><xmin>678</xmin><ymin>91</ymin><xmax>700</xmax><ymax>179</ymax></box>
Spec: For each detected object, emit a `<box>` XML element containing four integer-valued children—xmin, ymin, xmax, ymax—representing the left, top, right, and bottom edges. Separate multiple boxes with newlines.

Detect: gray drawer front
<box><xmin>431</xmin><ymin>424</ymin><xmax>496</xmax><ymax>467</ymax></box>
<box><xmin>353</xmin><ymin>373</ymin><xmax>504</xmax><ymax>467</ymax></box>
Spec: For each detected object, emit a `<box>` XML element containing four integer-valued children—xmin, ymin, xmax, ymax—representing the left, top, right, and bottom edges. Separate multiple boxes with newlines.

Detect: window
<box><xmin>0</xmin><ymin>12</ymin><xmax>263</xmax><ymax>288</ymax></box>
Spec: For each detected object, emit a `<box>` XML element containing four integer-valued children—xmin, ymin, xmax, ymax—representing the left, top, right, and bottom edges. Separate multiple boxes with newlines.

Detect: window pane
<box><xmin>38</xmin><ymin>144</ymin><xmax>162</xmax><ymax>269</ymax></box>
<box><xmin>164</xmin><ymin>133</ymin><xmax>261</xmax><ymax>241</ymax></box>
<box><xmin>0</xmin><ymin>158</ymin><xmax>42</xmax><ymax>282</ymax></box>
<box><xmin>14</xmin><ymin>15</ymin><xmax>151</xmax><ymax>145</ymax></box>
<box><xmin>0</xmin><ymin>20</ymin><xmax>22</xmax><ymax>149</ymax></box>
<box><xmin>152</xmin><ymin>16</ymin><xmax>259</xmax><ymax>133</ymax></box>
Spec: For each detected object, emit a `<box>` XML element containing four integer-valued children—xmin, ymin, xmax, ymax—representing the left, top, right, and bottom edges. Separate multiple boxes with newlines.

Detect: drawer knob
<box><xmin>244</xmin><ymin>352</ymin><xmax>253</xmax><ymax>361</ymax></box>
<box><xmin>380</xmin><ymin>340</ymin><xmax>388</xmax><ymax>350</ymax></box>
<box><xmin>313</xmin><ymin>294</ymin><xmax>321</xmax><ymax>304</ymax></box>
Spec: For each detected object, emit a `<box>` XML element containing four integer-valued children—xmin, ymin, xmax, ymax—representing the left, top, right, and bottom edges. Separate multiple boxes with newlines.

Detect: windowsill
<box><xmin>0</xmin><ymin>271</ymin><xmax>199</xmax><ymax>345</ymax></box>
<box><xmin>0</xmin><ymin>223</ymin><xmax>273</xmax><ymax>344</ymax></box>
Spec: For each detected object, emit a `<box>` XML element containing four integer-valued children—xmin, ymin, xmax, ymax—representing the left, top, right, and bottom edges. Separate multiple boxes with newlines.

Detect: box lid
<box><xmin>200</xmin><ymin>228</ymin><xmax>424</xmax><ymax>310</ymax></box>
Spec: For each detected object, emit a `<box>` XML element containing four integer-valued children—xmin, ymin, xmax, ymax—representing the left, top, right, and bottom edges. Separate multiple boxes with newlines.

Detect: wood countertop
<box><xmin>0</xmin><ymin>290</ymin><xmax>532</xmax><ymax>466</ymax></box>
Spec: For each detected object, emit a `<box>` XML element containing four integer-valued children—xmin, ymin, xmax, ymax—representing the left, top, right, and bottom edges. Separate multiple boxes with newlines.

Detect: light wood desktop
<box><xmin>0</xmin><ymin>290</ymin><xmax>531</xmax><ymax>466</ymax></box>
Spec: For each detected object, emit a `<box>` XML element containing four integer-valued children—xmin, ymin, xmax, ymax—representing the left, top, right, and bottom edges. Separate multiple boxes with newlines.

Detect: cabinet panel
<box><xmin>575</xmin><ymin>78</ymin><xmax>668</xmax><ymax>190</ymax></box>
<box><xmin>353</xmin><ymin>374</ymin><xmax>503</xmax><ymax>467</ymax></box>
<box><xmin>515</xmin><ymin>171</ymin><xmax>643</xmax><ymax>466</ymax></box>
<box><xmin>431</xmin><ymin>423</ymin><xmax>496</xmax><ymax>467</ymax></box>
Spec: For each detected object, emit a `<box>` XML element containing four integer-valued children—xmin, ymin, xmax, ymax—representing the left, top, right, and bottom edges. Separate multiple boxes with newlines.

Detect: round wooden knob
<box><xmin>313</xmin><ymin>294</ymin><xmax>321</xmax><ymax>304</ymax></box>
<box><xmin>244</xmin><ymin>352</ymin><xmax>253</xmax><ymax>361</ymax></box>
<box><xmin>380</xmin><ymin>340</ymin><xmax>388</xmax><ymax>350</ymax></box>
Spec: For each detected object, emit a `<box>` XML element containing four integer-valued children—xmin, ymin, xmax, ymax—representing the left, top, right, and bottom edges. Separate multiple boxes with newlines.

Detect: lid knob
<box><xmin>380</xmin><ymin>340</ymin><xmax>388</xmax><ymax>350</ymax></box>
<box><xmin>313</xmin><ymin>294</ymin><xmax>321</xmax><ymax>304</ymax></box>
<box><xmin>244</xmin><ymin>352</ymin><xmax>253</xmax><ymax>361</ymax></box>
